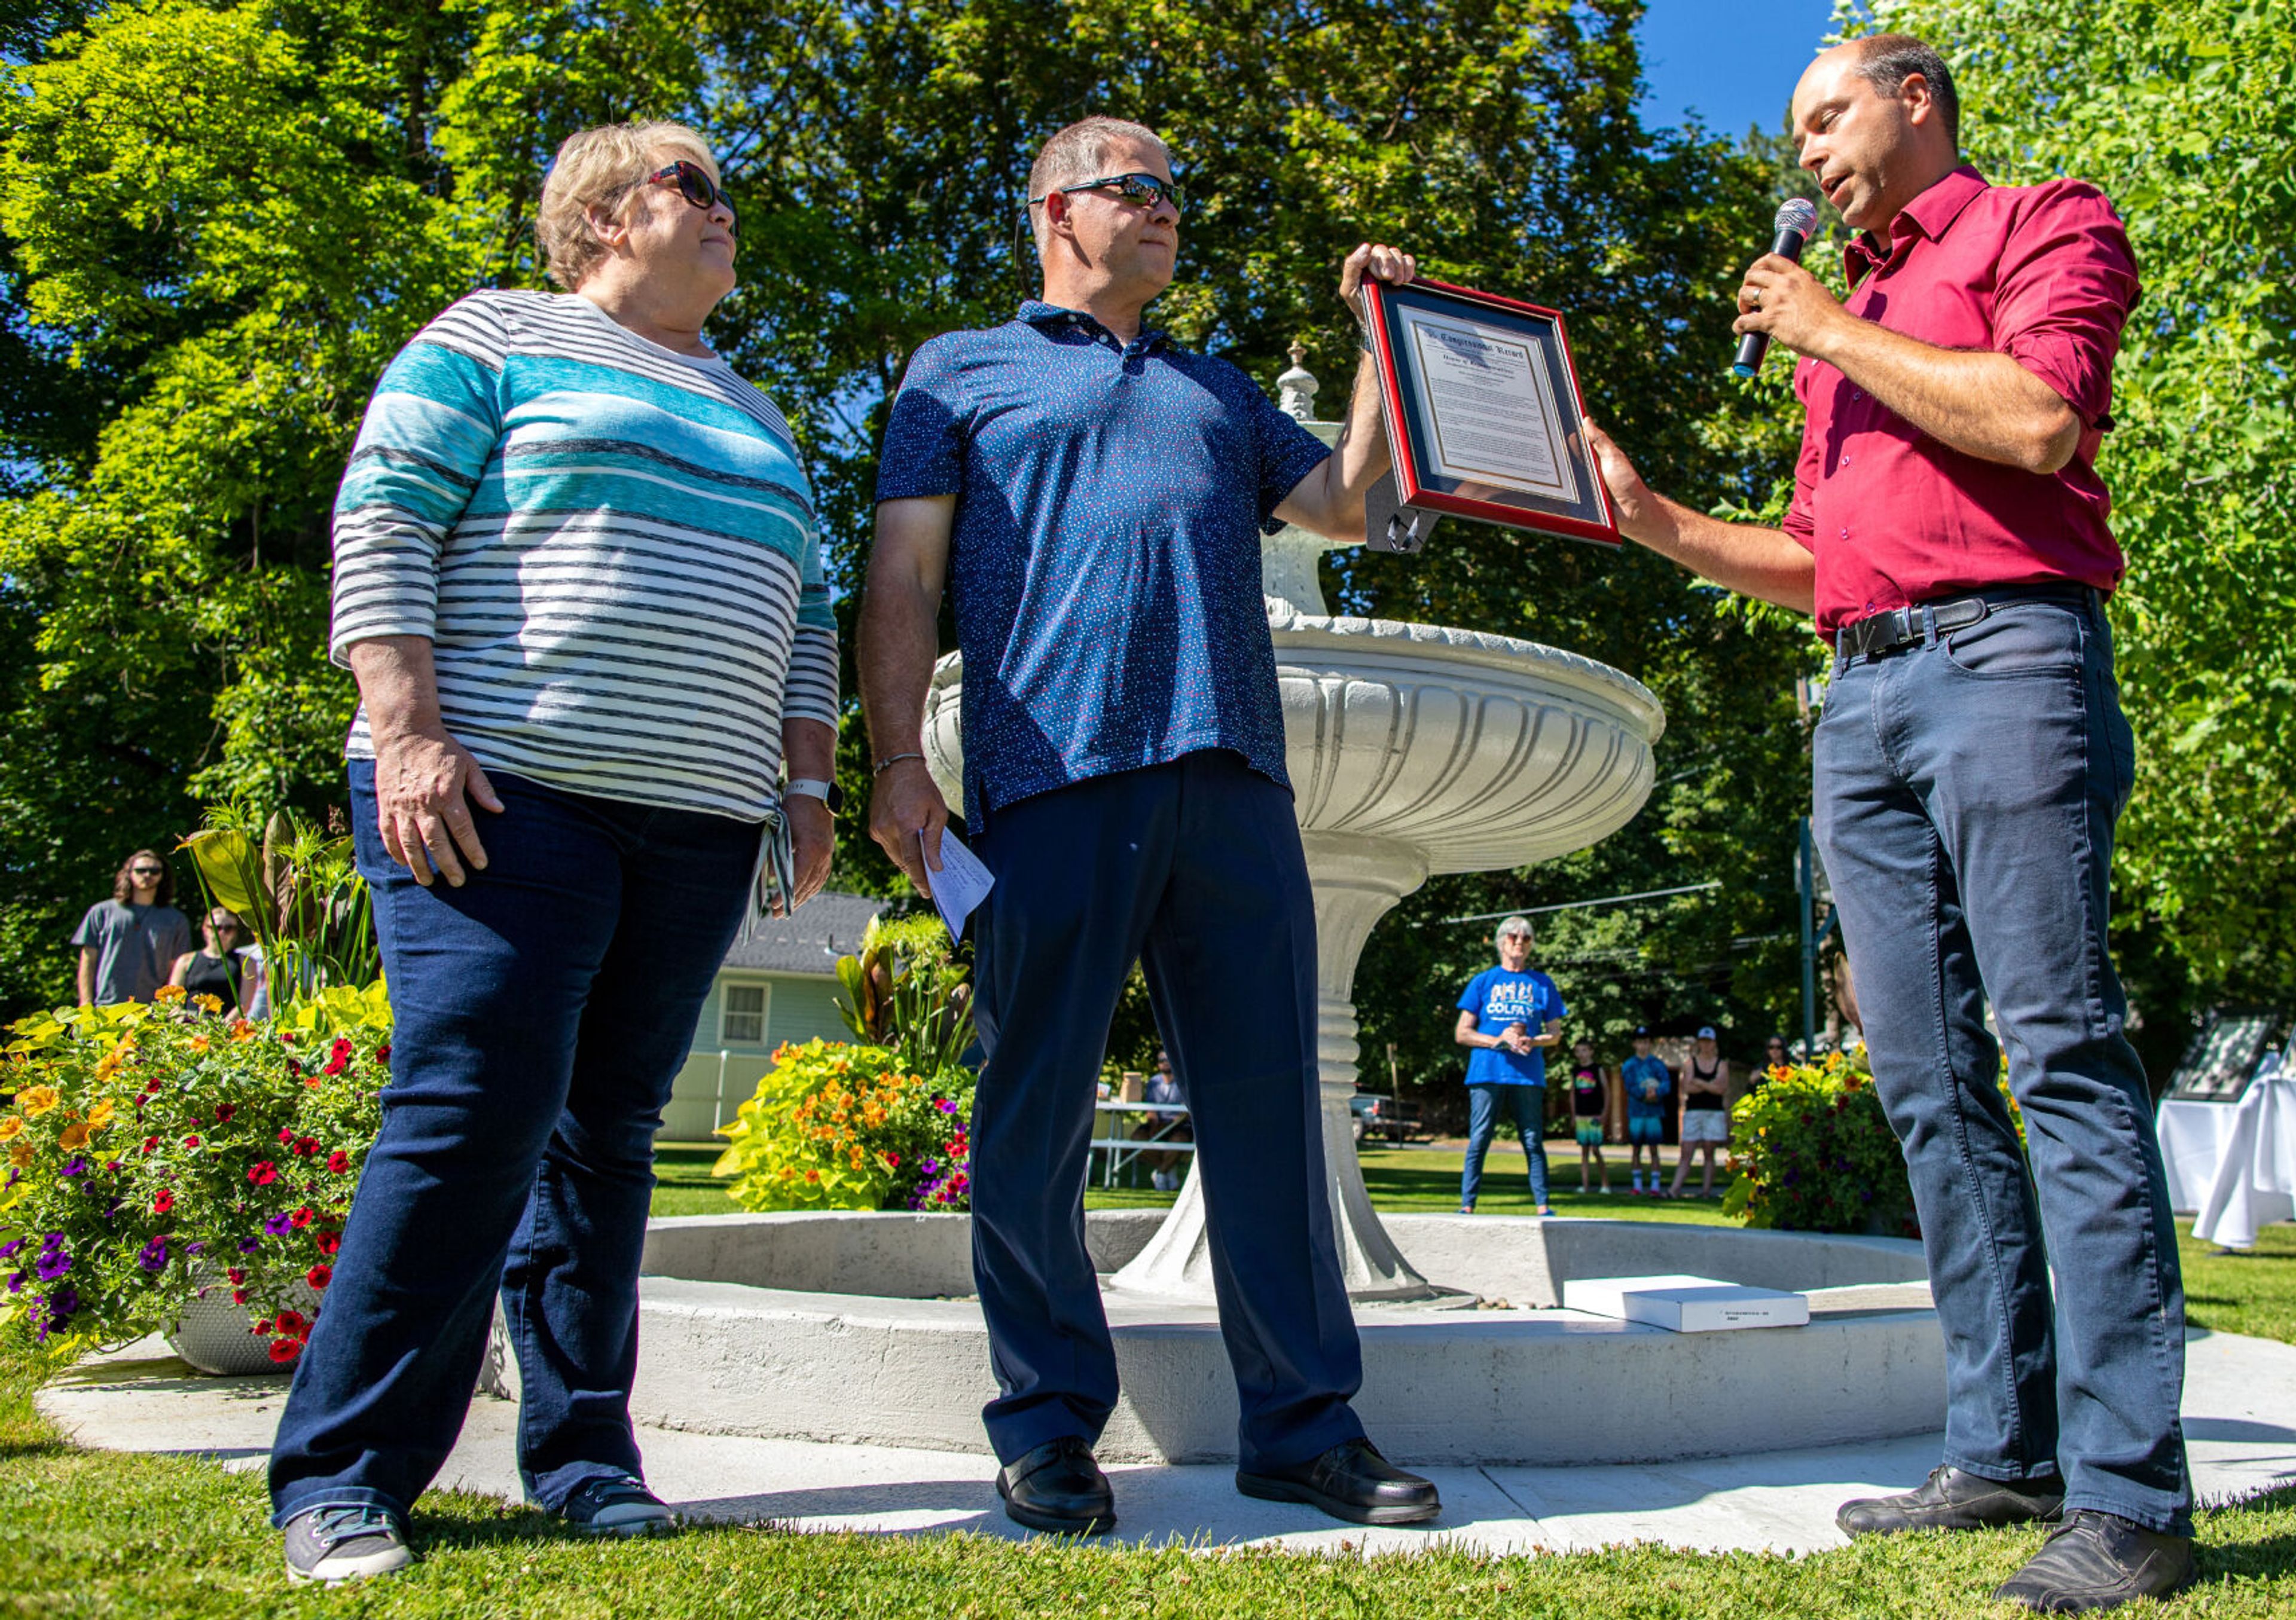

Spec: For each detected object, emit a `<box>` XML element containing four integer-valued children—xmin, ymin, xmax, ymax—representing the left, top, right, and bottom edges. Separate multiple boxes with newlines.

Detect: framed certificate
<box><xmin>1361</xmin><ymin>279</ymin><xmax>1619</xmax><ymax>548</ymax></box>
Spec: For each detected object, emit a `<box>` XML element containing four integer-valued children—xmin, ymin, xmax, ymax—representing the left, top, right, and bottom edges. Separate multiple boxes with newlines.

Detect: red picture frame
<box><xmin>1363</xmin><ymin>278</ymin><xmax>1620</xmax><ymax>549</ymax></box>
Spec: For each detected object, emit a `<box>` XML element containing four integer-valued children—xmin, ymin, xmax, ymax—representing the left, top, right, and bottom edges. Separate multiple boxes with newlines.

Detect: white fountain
<box><xmin>921</xmin><ymin>350</ymin><xmax>1666</xmax><ymax>1303</ymax></box>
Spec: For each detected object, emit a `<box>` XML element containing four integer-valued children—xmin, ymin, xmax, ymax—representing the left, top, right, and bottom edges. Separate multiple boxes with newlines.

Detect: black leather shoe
<box><xmin>1235</xmin><ymin>1438</ymin><xmax>1440</xmax><ymax>1526</ymax></box>
<box><xmin>1837</xmin><ymin>1465</ymin><xmax>2065</xmax><ymax>1538</ymax></box>
<box><xmin>996</xmin><ymin>1437</ymin><xmax>1115</xmax><ymax>1536</ymax></box>
<box><xmin>1992</xmin><ymin>1511</ymin><xmax>2196</xmax><ymax>1613</ymax></box>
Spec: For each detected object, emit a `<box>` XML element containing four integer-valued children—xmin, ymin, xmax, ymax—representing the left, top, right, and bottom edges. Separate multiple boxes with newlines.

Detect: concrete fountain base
<box><xmin>500</xmin><ymin>1212</ymin><xmax>1949</xmax><ymax>1467</ymax></box>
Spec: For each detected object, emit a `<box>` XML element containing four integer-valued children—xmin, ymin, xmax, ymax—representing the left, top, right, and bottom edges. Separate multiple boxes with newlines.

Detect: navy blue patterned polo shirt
<box><xmin>876</xmin><ymin>301</ymin><xmax>1333</xmax><ymax>821</ymax></box>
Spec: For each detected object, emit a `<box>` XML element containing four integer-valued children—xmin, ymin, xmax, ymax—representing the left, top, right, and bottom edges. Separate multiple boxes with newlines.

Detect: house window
<box><xmin>719</xmin><ymin>982</ymin><xmax>769</xmax><ymax>1046</ymax></box>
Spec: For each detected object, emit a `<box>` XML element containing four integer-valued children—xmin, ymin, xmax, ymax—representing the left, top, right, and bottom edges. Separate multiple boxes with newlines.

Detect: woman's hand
<box><xmin>782</xmin><ymin>795</ymin><xmax>835</xmax><ymax>913</ymax></box>
<box><xmin>370</xmin><ymin>723</ymin><xmax>503</xmax><ymax>887</ymax></box>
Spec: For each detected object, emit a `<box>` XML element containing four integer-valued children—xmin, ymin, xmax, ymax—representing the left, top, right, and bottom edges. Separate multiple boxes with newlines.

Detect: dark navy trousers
<box><xmin>1813</xmin><ymin>591</ymin><xmax>2190</xmax><ymax>1535</ymax></box>
<box><xmin>967</xmin><ymin>751</ymin><xmax>1366</xmax><ymax>1471</ymax></box>
<box><xmin>269</xmin><ymin>763</ymin><xmax>756</xmax><ymax>1525</ymax></box>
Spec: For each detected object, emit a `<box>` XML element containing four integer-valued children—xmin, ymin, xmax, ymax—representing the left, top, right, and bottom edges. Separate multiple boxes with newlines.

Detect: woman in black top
<box><xmin>169</xmin><ymin>908</ymin><xmax>247</xmax><ymax>1010</ymax></box>
<box><xmin>1668</xmin><ymin>1026</ymin><xmax>1732</xmax><ymax>1199</ymax></box>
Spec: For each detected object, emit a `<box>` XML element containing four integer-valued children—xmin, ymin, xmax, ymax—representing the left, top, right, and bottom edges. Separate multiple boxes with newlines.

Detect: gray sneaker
<box><xmin>560</xmin><ymin>1474</ymin><xmax>677</xmax><ymax>1536</ymax></box>
<box><xmin>282</xmin><ymin>1503</ymin><xmax>413</xmax><ymax>1583</ymax></box>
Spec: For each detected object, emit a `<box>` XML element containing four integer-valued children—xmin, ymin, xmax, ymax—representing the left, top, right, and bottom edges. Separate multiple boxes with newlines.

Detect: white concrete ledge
<box><xmin>622</xmin><ymin>1212</ymin><xmax>1943</xmax><ymax>1465</ymax></box>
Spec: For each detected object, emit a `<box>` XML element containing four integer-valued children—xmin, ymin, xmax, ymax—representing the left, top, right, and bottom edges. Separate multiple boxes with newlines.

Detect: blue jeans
<box><xmin>1813</xmin><ymin>590</ymin><xmax>2190</xmax><ymax>1534</ymax></box>
<box><xmin>968</xmin><ymin>752</ymin><xmax>1365</xmax><ymax>1471</ymax></box>
<box><xmin>268</xmin><ymin>763</ymin><xmax>758</xmax><ymax>1525</ymax></box>
<box><xmin>1461</xmin><ymin>1084</ymin><xmax>1549</xmax><ymax>1209</ymax></box>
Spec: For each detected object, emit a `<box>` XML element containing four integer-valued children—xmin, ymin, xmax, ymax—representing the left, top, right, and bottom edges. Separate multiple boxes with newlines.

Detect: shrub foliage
<box><xmin>1723</xmin><ymin>1050</ymin><xmax>1915</xmax><ymax>1236</ymax></box>
<box><xmin>713</xmin><ymin>1040</ymin><xmax>973</xmax><ymax>1214</ymax></box>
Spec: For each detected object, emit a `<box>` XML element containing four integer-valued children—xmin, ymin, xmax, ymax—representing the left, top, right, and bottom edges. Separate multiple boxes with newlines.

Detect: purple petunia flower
<box><xmin>50</xmin><ymin>1284</ymin><xmax>77</xmax><ymax>1318</ymax></box>
<box><xmin>137</xmin><ymin>1237</ymin><xmax>169</xmax><ymax>1273</ymax></box>
<box><xmin>35</xmin><ymin>1248</ymin><xmax>71</xmax><ymax>1281</ymax></box>
<box><xmin>185</xmin><ymin>1240</ymin><xmax>206</xmax><ymax>1254</ymax></box>
<box><xmin>61</xmin><ymin>1156</ymin><xmax>88</xmax><ymax>1178</ymax></box>
<box><xmin>0</xmin><ymin>1239</ymin><xmax>22</xmax><ymax>1260</ymax></box>
<box><xmin>936</xmin><ymin>1098</ymin><xmax>958</xmax><ymax>1114</ymax></box>
<box><xmin>5</xmin><ymin>1271</ymin><xmax>21</xmax><ymax>1294</ymax></box>
<box><xmin>262</xmin><ymin>1212</ymin><xmax>293</xmax><ymax>1237</ymax></box>
<box><xmin>238</xmin><ymin>1237</ymin><xmax>261</xmax><ymax>1255</ymax></box>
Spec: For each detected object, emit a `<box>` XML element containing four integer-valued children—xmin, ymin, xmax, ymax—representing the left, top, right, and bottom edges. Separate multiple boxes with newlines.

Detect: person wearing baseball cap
<box><xmin>1670</xmin><ymin>1026</ymin><xmax>1730</xmax><ymax>1198</ymax></box>
<box><xmin>1619</xmin><ymin>1026</ymin><xmax>1672</xmax><ymax>1194</ymax></box>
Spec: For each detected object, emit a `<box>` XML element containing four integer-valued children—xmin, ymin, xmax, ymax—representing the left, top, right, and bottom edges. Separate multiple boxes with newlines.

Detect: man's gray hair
<box><xmin>1495</xmin><ymin>916</ymin><xmax>1534</xmax><ymax>946</ymax></box>
<box><xmin>1854</xmin><ymin>32</ymin><xmax>1959</xmax><ymax>149</ymax></box>
<box><xmin>1025</xmin><ymin>115</ymin><xmax>1170</xmax><ymax>262</ymax></box>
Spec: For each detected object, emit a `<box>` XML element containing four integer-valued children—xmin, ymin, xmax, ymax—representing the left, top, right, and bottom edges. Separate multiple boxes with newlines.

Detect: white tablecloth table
<box><xmin>2171</xmin><ymin>1072</ymin><xmax>2296</xmax><ymax>1251</ymax></box>
<box><xmin>2158</xmin><ymin>1096</ymin><xmax>2248</xmax><ymax>1214</ymax></box>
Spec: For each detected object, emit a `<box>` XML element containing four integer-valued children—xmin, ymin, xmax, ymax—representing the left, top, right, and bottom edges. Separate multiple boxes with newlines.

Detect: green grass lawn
<box><xmin>4</xmin><ymin>1146</ymin><xmax>2293</xmax><ymax>1614</ymax></box>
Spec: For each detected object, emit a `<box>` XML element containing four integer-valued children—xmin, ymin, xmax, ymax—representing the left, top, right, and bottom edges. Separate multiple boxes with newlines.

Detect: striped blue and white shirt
<box><xmin>329</xmin><ymin>289</ymin><xmax>839</xmax><ymax>822</ymax></box>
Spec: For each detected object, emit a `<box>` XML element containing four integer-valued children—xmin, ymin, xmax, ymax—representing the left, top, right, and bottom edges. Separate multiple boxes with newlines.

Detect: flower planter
<box><xmin>167</xmin><ymin>1277</ymin><xmax>322</xmax><ymax>1376</ymax></box>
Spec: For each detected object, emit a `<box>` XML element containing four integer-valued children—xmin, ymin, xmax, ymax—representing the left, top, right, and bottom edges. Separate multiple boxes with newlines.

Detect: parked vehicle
<box><xmin>1349</xmin><ymin>1092</ymin><xmax>1421</xmax><ymax>1144</ymax></box>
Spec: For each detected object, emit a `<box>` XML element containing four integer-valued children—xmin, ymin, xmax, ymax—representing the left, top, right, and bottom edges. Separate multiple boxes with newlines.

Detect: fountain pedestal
<box><xmin>919</xmin><ymin>371</ymin><xmax>1664</xmax><ymax>1304</ymax></box>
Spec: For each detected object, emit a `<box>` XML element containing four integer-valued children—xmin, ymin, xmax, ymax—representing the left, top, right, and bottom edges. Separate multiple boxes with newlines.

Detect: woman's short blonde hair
<box><xmin>536</xmin><ymin>120</ymin><xmax>721</xmax><ymax>289</ymax></box>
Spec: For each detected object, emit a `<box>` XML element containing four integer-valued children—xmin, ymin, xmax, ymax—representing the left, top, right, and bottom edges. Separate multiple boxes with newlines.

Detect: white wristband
<box><xmin>784</xmin><ymin>778</ymin><xmax>834</xmax><ymax>802</ymax></box>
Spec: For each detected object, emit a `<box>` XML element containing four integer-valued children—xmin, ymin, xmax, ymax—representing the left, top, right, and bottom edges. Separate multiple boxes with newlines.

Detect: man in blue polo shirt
<box><xmin>858</xmin><ymin>115</ymin><xmax>1433</xmax><ymax>1538</ymax></box>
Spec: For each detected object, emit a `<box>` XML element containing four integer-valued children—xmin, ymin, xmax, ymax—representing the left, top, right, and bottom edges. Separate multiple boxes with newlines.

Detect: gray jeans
<box><xmin>1813</xmin><ymin>586</ymin><xmax>2190</xmax><ymax>1535</ymax></box>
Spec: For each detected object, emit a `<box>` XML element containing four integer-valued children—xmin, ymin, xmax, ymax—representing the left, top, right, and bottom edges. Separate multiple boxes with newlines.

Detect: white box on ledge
<box><xmin>1562</xmin><ymin>1273</ymin><xmax>1810</xmax><ymax>1333</ymax></box>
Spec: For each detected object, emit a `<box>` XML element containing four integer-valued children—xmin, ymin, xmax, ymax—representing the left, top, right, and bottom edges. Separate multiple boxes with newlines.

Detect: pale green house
<box><xmin>659</xmin><ymin>891</ymin><xmax>886</xmax><ymax>1143</ymax></box>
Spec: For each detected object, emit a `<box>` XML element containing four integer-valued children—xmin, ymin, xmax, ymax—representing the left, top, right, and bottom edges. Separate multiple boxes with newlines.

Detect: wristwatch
<box><xmin>784</xmin><ymin>777</ymin><xmax>845</xmax><ymax>815</ymax></box>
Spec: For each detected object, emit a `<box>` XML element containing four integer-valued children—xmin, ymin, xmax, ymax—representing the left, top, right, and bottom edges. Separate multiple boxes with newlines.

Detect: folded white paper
<box><xmin>923</xmin><ymin>827</ymin><xmax>994</xmax><ymax>942</ymax></box>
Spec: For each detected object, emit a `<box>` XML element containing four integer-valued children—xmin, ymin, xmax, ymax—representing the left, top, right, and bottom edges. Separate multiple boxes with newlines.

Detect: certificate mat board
<box><xmin>1364</xmin><ymin>279</ymin><xmax>1619</xmax><ymax>547</ymax></box>
<box><xmin>1562</xmin><ymin>1274</ymin><xmax>1811</xmax><ymax>1333</ymax></box>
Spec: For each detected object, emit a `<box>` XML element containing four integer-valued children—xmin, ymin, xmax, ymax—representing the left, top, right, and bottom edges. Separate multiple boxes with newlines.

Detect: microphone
<box><xmin>1732</xmin><ymin>197</ymin><xmax>1820</xmax><ymax>377</ymax></box>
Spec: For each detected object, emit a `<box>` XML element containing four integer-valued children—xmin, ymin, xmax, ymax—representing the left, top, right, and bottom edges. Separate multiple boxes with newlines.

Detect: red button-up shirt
<box><xmin>1782</xmin><ymin>165</ymin><xmax>2141</xmax><ymax>635</ymax></box>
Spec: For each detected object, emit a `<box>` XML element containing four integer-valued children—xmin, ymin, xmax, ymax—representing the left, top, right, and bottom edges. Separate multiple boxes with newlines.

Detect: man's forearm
<box><xmin>1630</xmin><ymin>499</ymin><xmax>1816</xmax><ymax>616</ymax></box>
<box><xmin>1327</xmin><ymin>350</ymin><xmax>1391</xmax><ymax>505</ymax></box>
<box><xmin>76</xmin><ymin>951</ymin><xmax>94</xmax><ymax>1007</ymax></box>
<box><xmin>1804</xmin><ymin>320</ymin><xmax>2080</xmax><ymax>475</ymax></box>
<box><xmin>856</xmin><ymin>576</ymin><xmax>942</xmax><ymax>764</ymax></box>
<box><xmin>343</xmin><ymin>635</ymin><xmax>445</xmax><ymax>739</ymax></box>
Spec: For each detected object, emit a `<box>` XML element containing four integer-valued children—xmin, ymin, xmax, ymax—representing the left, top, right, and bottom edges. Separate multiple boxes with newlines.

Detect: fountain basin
<box><xmin>584</xmin><ymin>1213</ymin><xmax>1943</xmax><ymax>1467</ymax></box>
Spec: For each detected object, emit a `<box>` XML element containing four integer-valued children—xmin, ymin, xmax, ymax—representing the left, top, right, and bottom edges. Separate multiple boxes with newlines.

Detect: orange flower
<box><xmin>8</xmin><ymin>1140</ymin><xmax>30</xmax><ymax>1167</ymax></box>
<box><xmin>189</xmin><ymin>1035</ymin><xmax>210</xmax><ymax>1054</ymax></box>
<box><xmin>154</xmin><ymin>985</ymin><xmax>186</xmax><ymax>1004</ymax></box>
<box><xmin>59</xmin><ymin>1121</ymin><xmax>91</xmax><ymax>1151</ymax></box>
<box><xmin>86</xmin><ymin>1099</ymin><xmax>115</xmax><ymax>1130</ymax></box>
<box><xmin>0</xmin><ymin>1118</ymin><xmax>20</xmax><ymax>1142</ymax></box>
<box><xmin>228</xmin><ymin>1019</ymin><xmax>254</xmax><ymax>1042</ymax></box>
<box><xmin>19</xmin><ymin>1086</ymin><xmax>59</xmax><ymax>1116</ymax></box>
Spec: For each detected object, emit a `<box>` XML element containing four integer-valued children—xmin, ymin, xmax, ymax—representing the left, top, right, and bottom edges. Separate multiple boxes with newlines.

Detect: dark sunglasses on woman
<box><xmin>646</xmin><ymin>160</ymin><xmax>738</xmax><ymax>236</ymax></box>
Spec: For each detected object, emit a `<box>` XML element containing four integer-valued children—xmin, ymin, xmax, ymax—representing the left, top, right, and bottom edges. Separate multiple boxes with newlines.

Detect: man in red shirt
<box><xmin>1589</xmin><ymin>34</ymin><xmax>2190</xmax><ymax>1612</ymax></box>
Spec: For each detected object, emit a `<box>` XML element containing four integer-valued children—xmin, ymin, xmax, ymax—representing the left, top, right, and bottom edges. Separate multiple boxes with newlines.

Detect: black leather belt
<box><xmin>1835</xmin><ymin>583</ymin><xmax>2097</xmax><ymax>661</ymax></box>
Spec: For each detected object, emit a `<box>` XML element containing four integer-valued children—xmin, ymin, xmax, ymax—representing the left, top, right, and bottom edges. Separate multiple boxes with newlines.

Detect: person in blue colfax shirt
<box><xmin>1454</xmin><ymin>916</ymin><xmax>1565</xmax><ymax>1214</ymax></box>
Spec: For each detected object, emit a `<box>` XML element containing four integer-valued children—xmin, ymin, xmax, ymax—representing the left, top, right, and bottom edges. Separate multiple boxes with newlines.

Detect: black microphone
<box><xmin>1732</xmin><ymin>197</ymin><xmax>1820</xmax><ymax>377</ymax></box>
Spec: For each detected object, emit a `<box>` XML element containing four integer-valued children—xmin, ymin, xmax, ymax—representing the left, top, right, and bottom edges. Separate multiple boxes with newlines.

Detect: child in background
<box><xmin>1569</xmin><ymin>1040</ymin><xmax>1611</xmax><ymax>1196</ymax></box>
<box><xmin>1619</xmin><ymin>1026</ymin><xmax>1672</xmax><ymax>1194</ymax></box>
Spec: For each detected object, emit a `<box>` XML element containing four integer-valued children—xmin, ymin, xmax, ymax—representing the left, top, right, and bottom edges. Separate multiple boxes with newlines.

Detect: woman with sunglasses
<box><xmin>166</xmin><ymin>907</ymin><xmax>248</xmax><ymax>1008</ymax></box>
<box><xmin>268</xmin><ymin>121</ymin><xmax>840</xmax><ymax>1583</ymax></box>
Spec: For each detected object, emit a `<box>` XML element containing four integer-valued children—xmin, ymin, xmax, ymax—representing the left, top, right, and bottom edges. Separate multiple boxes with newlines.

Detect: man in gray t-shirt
<box><xmin>72</xmin><ymin>849</ymin><xmax>191</xmax><ymax>1007</ymax></box>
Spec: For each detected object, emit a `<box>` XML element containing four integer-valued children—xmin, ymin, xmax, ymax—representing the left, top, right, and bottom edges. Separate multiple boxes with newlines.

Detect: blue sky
<box><xmin>1636</xmin><ymin>0</ymin><xmax>1842</xmax><ymax>140</ymax></box>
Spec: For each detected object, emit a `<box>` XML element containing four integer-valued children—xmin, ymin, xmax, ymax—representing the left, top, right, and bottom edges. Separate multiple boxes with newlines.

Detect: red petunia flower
<box><xmin>278</xmin><ymin>1127</ymin><xmax>295</xmax><ymax>1145</ymax></box>
<box><xmin>226</xmin><ymin>1267</ymin><xmax>246</xmax><ymax>1285</ymax></box>
<box><xmin>315</xmin><ymin>1232</ymin><xmax>341</xmax><ymax>1257</ymax></box>
<box><xmin>289</xmin><ymin>1206</ymin><xmax>315</xmax><ymax>1228</ymax></box>
<box><xmin>268</xmin><ymin>1339</ymin><xmax>301</xmax><ymax>1364</ymax></box>
<box><xmin>296</xmin><ymin>1136</ymin><xmax>321</xmax><ymax>1156</ymax></box>
<box><xmin>322</xmin><ymin>1038</ymin><xmax>353</xmax><ymax>1077</ymax></box>
<box><xmin>142</xmin><ymin>1136</ymin><xmax>158</xmax><ymax>1154</ymax></box>
<box><xmin>274</xmin><ymin>1309</ymin><xmax>308</xmax><ymax>1336</ymax></box>
<box><xmin>233</xmin><ymin>1289</ymin><xmax>248</xmax><ymax>1305</ymax></box>
<box><xmin>153</xmin><ymin>1189</ymin><xmax>175</xmax><ymax>1214</ymax></box>
<box><xmin>374</xmin><ymin>1043</ymin><xmax>391</xmax><ymax>1064</ymax></box>
<box><xmin>215</xmin><ymin>1104</ymin><xmax>236</xmax><ymax>1122</ymax></box>
<box><xmin>306</xmin><ymin>1264</ymin><xmax>332</xmax><ymax>1290</ymax></box>
<box><xmin>254</xmin><ymin>1318</ymin><xmax>273</xmax><ymax>1334</ymax></box>
<box><xmin>182</xmin><ymin>1135</ymin><xmax>200</xmax><ymax>1149</ymax></box>
<box><xmin>326</xmin><ymin>1151</ymin><xmax>350</xmax><ymax>1174</ymax></box>
<box><xmin>248</xmin><ymin>1161</ymin><xmax>278</xmax><ymax>1186</ymax></box>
